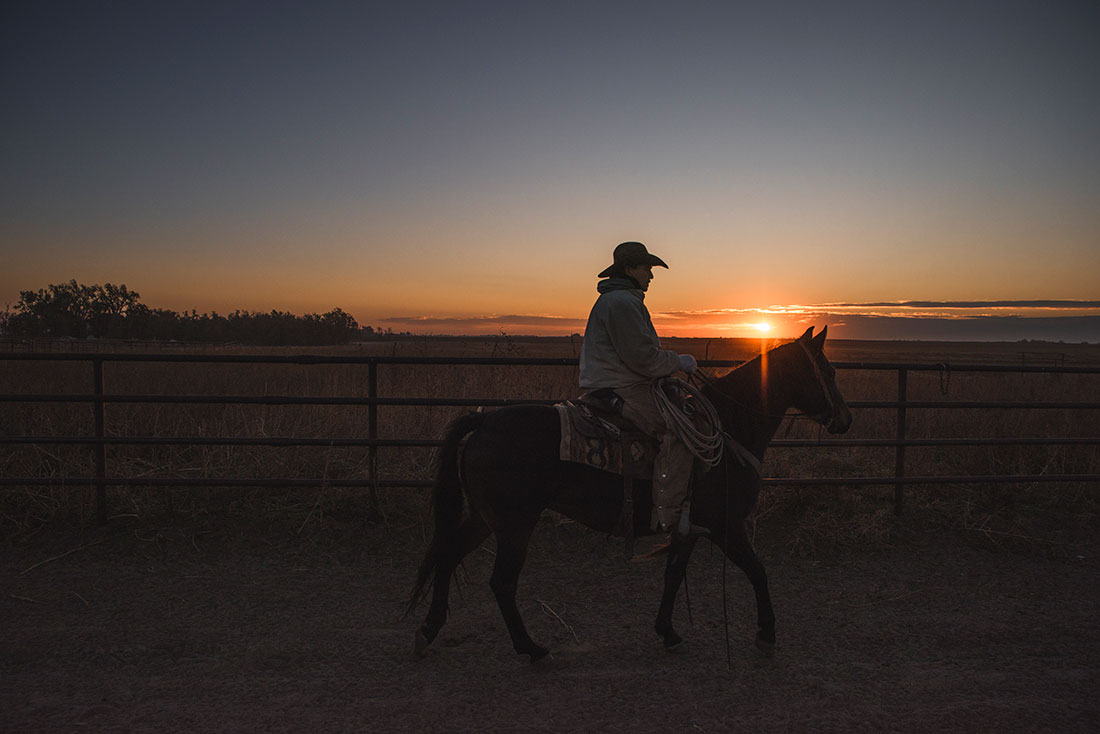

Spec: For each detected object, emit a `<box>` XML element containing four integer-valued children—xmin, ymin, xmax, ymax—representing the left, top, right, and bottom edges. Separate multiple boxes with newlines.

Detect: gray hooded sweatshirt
<box><xmin>579</xmin><ymin>277</ymin><xmax>681</xmax><ymax>389</ymax></box>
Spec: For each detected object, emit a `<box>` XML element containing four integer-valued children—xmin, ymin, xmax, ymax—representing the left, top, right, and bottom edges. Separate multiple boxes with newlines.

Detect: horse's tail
<box><xmin>405</xmin><ymin>411</ymin><xmax>487</xmax><ymax>617</ymax></box>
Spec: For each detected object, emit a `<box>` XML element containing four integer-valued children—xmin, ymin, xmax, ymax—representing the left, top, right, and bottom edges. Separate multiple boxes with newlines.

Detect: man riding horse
<box><xmin>579</xmin><ymin>241</ymin><xmax>709</xmax><ymax>559</ymax></box>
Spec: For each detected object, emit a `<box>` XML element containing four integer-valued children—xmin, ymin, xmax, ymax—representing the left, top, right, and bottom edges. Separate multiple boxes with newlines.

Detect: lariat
<box><xmin>651</xmin><ymin>377</ymin><xmax>724</xmax><ymax>467</ymax></box>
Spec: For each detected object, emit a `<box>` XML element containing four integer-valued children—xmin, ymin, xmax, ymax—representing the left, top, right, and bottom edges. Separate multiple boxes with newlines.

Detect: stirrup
<box><xmin>675</xmin><ymin>505</ymin><xmax>710</xmax><ymax>539</ymax></box>
<box><xmin>629</xmin><ymin>533</ymin><xmax>671</xmax><ymax>563</ymax></box>
<box><xmin>674</xmin><ymin>522</ymin><xmax>710</xmax><ymax>540</ymax></box>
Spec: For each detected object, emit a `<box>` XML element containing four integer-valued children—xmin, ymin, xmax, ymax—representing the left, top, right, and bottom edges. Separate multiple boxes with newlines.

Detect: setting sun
<box><xmin>752</xmin><ymin>322</ymin><xmax>772</xmax><ymax>334</ymax></box>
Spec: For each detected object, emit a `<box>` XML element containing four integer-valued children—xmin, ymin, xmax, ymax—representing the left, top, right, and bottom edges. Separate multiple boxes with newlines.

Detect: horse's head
<box><xmin>788</xmin><ymin>326</ymin><xmax>852</xmax><ymax>434</ymax></box>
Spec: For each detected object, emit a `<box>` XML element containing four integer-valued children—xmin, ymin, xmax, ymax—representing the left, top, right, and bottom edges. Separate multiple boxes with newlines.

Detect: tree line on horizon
<box><xmin>0</xmin><ymin>280</ymin><xmax>398</xmax><ymax>345</ymax></box>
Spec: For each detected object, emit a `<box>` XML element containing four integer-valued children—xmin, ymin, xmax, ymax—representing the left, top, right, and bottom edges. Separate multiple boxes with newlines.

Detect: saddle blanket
<box><xmin>555</xmin><ymin>401</ymin><xmax>655</xmax><ymax>479</ymax></box>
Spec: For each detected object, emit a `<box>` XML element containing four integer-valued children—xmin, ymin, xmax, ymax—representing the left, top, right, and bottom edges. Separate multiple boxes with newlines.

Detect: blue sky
<box><xmin>2</xmin><ymin>1</ymin><xmax>1098</xmax><ymax>340</ymax></box>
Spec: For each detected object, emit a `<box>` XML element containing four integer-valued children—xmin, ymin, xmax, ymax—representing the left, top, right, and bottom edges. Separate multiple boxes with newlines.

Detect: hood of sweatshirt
<box><xmin>596</xmin><ymin>277</ymin><xmax>644</xmax><ymax>299</ymax></box>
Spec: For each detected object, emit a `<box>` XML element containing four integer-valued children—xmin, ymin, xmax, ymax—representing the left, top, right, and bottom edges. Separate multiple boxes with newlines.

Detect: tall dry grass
<box><xmin>752</xmin><ymin>365</ymin><xmax>1100</xmax><ymax>555</ymax></box>
<box><xmin>2</xmin><ymin>337</ymin><xmax>1098</xmax><ymax>553</ymax></box>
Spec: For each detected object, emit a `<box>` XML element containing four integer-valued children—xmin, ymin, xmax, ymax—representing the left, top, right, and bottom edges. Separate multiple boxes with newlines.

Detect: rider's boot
<box><xmin>630</xmin><ymin>503</ymin><xmax>708</xmax><ymax>562</ymax></box>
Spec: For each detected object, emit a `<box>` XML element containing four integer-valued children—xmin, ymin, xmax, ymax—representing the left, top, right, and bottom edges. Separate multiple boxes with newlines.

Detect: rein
<box><xmin>689</xmin><ymin>369</ymin><xmax>808</xmax><ymax>423</ymax></box>
<box><xmin>689</xmin><ymin>341</ymin><xmax>836</xmax><ymax>425</ymax></box>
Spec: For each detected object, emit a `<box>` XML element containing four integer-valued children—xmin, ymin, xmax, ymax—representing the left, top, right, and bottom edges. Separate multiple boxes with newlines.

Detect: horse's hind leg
<box><xmin>489</xmin><ymin>522</ymin><xmax>549</xmax><ymax>662</ymax></box>
<box><xmin>416</xmin><ymin>513</ymin><xmax>491</xmax><ymax>654</ymax></box>
<box><xmin>721</xmin><ymin>521</ymin><xmax>776</xmax><ymax>651</ymax></box>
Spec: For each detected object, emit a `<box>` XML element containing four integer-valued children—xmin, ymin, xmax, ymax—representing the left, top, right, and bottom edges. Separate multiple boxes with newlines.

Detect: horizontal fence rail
<box><xmin>2</xmin><ymin>352</ymin><xmax>1099</xmax><ymax>522</ymax></box>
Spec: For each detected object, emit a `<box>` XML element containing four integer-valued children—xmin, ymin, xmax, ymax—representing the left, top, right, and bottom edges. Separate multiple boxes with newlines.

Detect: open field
<box><xmin>2</xmin><ymin>337</ymin><xmax>1099</xmax><ymax>731</ymax></box>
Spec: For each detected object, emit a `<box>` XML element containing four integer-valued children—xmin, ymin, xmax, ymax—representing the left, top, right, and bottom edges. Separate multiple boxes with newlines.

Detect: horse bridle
<box><xmin>795</xmin><ymin>339</ymin><xmax>839</xmax><ymax>425</ymax></box>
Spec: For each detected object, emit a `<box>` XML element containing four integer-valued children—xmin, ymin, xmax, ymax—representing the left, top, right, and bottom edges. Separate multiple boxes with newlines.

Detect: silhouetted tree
<box><xmin>2</xmin><ymin>281</ymin><xmax>365</xmax><ymax>345</ymax></box>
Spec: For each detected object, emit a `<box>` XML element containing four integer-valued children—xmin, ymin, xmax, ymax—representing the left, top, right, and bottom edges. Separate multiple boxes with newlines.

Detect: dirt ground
<box><xmin>2</xmin><ymin>513</ymin><xmax>1098</xmax><ymax>733</ymax></box>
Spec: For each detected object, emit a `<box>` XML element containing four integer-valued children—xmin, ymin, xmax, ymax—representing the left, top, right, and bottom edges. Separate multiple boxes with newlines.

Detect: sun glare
<box><xmin>752</xmin><ymin>322</ymin><xmax>772</xmax><ymax>334</ymax></box>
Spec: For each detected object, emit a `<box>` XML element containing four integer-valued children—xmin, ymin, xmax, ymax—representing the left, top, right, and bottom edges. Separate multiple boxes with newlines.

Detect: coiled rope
<box><xmin>651</xmin><ymin>377</ymin><xmax>724</xmax><ymax>467</ymax></box>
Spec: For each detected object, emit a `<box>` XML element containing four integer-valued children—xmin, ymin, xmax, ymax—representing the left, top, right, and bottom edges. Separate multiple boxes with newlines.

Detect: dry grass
<box><xmin>2</xmin><ymin>336</ymin><xmax>1098</xmax><ymax>554</ymax></box>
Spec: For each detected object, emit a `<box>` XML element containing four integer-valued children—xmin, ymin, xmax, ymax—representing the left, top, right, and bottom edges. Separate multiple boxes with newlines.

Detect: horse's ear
<box><xmin>799</xmin><ymin>326</ymin><xmax>814</xmax><ymax>341</ymax></box>
<box><xmin>811</xmin><ymin>325</ymin><xmax>828</xmax><ymax>350</ymax></box>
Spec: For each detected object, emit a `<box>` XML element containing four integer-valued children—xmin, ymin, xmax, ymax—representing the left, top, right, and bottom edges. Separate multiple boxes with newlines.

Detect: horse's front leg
<box><xmin>718</xmin><ymin>521</ymin><xmax>776</xmax><ymax>652</ymax></box>
<box><xmin>654</xmin><ymin>536</ymin><xmax>699</xmax><ymax>649</ymax></box>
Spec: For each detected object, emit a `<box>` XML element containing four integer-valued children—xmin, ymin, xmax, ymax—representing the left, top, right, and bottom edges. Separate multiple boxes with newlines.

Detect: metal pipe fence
<box><xmin>2</xmin><ymin>352</ymin><xmax>1098</xmax><ymax>522</ymax></box>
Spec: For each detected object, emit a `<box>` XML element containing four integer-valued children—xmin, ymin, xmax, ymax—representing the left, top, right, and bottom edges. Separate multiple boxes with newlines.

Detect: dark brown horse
<box><xmin>408</xmin><ymin>326</ymin><xmax>851</xmax><ymax>662</ymax></box>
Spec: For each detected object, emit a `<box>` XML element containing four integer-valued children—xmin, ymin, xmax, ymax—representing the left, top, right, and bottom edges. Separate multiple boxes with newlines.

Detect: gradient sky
<box><xmin>3</xmin><ymin>1</ymin><xmax>1098</xmax><ymax>340</ymax></box>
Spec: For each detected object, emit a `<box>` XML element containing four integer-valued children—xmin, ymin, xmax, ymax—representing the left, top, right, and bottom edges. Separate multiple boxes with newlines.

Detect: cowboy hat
<box><xmin>598</xmin><ymin>241</ymin><xmax>669</xmax><ymax>278</ymax></box>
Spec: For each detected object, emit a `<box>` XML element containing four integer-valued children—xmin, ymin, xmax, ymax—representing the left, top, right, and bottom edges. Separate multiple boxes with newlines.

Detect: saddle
<box><xmin>555</xmin><ymin>384</ymin><xmax>758</xmax><ymax>560</ymax></box>
<box><xmin>555</xmin><ymin>391</ymin><xmax>656</xmax><ymax>479</ymax></box>
<box><xmin>555</xmin><ymin>391</ymin><xmax>660</xmax><ymax>559</ymax></box>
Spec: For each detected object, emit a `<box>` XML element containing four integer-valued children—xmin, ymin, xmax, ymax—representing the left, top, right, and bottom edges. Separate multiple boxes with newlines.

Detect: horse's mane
<box><xmin>721</xmin><ymin>337</ymin><xmax>799</xmax><ymax>380</ymax></box>
<box><xmin>701</xmin><ymin>337</ymin><xmax>808</xmax><ymax>433</ymax></box>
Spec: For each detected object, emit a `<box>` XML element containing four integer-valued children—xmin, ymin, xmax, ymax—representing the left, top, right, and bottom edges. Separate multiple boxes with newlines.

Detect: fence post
<box><xmin>894</xmin><ymin>368</ymin><xmax>907</xmax><ymax>516</ymax></box>
<box><xmin>93</xmin><ymin>357</ymin><xmax>107</xmax><ymax>524</ymax></box>
<box><xmin>367</xmin><ymin>360</ymin><xmax>381</xmax><ymax>522</ymax></box>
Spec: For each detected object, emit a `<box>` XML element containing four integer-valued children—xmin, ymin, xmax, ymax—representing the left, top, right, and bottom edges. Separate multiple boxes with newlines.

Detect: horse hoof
<box><xmin>529</xmin><ymin>646</ymin><xmax>552</xmax><ymax>664</ymax></box>
<box><xmin>414</xmin><ymin>629</ymin><xmax>432</xmax><ymax>658</ymax></box>
<box><xmin>664</xmin><ymin>639</ymin><xmax>688</xmax><ymax>654</ymax></box>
